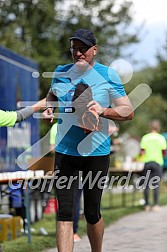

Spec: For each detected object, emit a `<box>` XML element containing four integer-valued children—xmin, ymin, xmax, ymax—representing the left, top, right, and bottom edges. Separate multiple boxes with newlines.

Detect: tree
<box><xmin>54</xmin><ymin>0</ymin><xmax>139</xmax><ymax>65</ymax></box>
<box><xmin>123</xmin><ymin>94</ymin><xmax>167</xmax><ymax>137</ymax></box>
<box><xmin>150</xmin><ymin>38</ymin><xmax>167</xmax><ymax>99</ymax></box>
<box><xmin>0</xmin><ymin>0</ymin><xmax>139</xmax><ymax>67</ymax></box>
<box><xmin>0</xmin><ymin>0</ymin><xmax>140</xmax><ymax>136</ymax></box>
<box><xmin>0</xmin><ymin>0</ymin><xmax>62</xmax><ymax>97</ymax></box>
<box><xmin>121</xmin><ymin>68</ymin><xmax>167</xmax><ymax>137</ymax></box>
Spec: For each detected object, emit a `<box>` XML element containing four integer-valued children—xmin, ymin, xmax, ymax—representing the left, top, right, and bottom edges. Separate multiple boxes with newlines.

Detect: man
<box><xmin>0</xmin><ymin>98</ymin><xmax>46</xmax><ymax>127</ymax></box>
<box><xmin>43</xmin><ymin>29</ymin><xmax>134</xmax><ymax>252</ymax></box>
<box><xmin>140</xmin><ymin>119</ymin><xmax>167</xmax><ymax>212</ymax></box>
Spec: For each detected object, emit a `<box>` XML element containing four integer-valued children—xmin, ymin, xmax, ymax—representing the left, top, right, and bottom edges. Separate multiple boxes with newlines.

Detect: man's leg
<box><xmin>142</xmin><ymin>164</ymin><xmax>151</xmax><ymax>209</ymax></box>
<box><xmin>87</xmin><ymin>218</ymin><xmax>104</xmax><ymax>252</ymax></box>
<box><xmin>83</xmin><ymin>155</ymin><xmax>109</xmax><ymax>252</ymax></box>
<box><xmin>151</xmin><ymin>162</ymin><xmax>162</xmax><ymax>206</ymax></box>
<box><xmin>73</xmin><ymin>188</ymin><xmax>82</xmax><ymax>242</ymax></box>
<box><xmin>144</xmin><ymin>185</ymin><xmax>149</xmax><ymax>205</ymax></box>
<box><xmin>54</xmin><ymin>153</ymin><xmax>82</xmax><ymax>252</ymax></box>
<box><xmin>56</xmin><ymin>221</ymin><xmax>74</xmax><ymax>252</ymax></box>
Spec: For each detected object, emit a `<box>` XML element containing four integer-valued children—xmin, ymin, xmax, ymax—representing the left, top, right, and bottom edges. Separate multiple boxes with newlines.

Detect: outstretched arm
<box><xmin>16</xmin><ymin>98</ymin><xmax>46</xmax><ymax>122</ymax></box>
<box><xmin>31</xmin><ymin>98</ymin><xmax>46</xmax><ymax>112</ymax></box>
<box><xmin>0</xmin><ymin>98</ymin><xmax>46</xmax><ymax>127</ymax></box>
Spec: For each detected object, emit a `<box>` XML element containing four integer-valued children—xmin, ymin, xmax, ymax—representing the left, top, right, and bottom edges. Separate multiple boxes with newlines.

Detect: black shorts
<box><xmin>54</xmin><ymin>152</ymin><xmax>110</xmax><ymax>224</ymax></box>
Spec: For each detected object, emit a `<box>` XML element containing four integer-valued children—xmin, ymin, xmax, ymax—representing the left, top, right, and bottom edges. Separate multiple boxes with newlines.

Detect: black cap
<box><xmin>70</xmin><ymin>29</ymin><xmax>96</xmax><ymax>46</ymax></box>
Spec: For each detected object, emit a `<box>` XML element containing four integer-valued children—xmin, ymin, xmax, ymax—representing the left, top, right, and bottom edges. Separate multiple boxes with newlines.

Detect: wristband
<box><xmin>44</xmin><ymin>107</ymin><xmax>56</xmax><ymax>112</ymax></box>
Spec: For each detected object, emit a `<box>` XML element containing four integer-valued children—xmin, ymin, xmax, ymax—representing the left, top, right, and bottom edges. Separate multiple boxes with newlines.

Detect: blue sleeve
<box><xmin>107</xmin><ymin>68</ymin><xmax>126</xmax><ymax>98</ymax></box>
<box><xmin>51</xmin><ymin>65</ymin><xmax>63</xmax><ymax>89</ymax></box>
<box><xmin>50</xmin><ymin>64</ymin><xmax>73</xmax><ymax>93</ymax></box>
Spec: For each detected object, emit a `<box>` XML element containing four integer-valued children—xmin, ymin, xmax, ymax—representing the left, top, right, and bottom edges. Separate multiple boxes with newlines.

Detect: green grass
<box><xmin>1</xmin><ymin>181</ymin><xmax>167</xmax><ymax>252</ymax></box>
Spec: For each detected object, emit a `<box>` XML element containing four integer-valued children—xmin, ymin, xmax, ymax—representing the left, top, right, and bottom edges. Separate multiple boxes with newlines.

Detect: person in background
<box><xmin>140</xmin><ymin>119</ymin><xmax>167</xmax><ymax>212</ymax></box>
<box><xmin>0</xmin><ymin>98</ymin><xmax>46</xmax><ymax>127</ymax></box>
<box><xmin>49</xmin><ymin>122</ymin><xmax>58</xmax><ymax>153</ymax></box>
<box><xmin>49</xmin><ymin>122</ymin><xmax>82</xmax><ymax>242</ymax></box>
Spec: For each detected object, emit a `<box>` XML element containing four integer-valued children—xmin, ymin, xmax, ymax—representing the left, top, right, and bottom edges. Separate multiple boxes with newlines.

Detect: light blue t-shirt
<box><xmin>50</xmin><ymin>61</ymin><xmax>126</xmax><ymax>156</ymax></box>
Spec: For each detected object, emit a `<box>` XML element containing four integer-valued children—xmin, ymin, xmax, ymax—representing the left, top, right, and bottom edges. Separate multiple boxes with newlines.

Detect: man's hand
<box><xmin>42</xmin><ymin>108</ymin><xmax>54</xmax><ymax>123</ymax></box>
<box><xmin>87</xmin><ymin>96</ymin><xmax>134</xmax><ymax>121</ymax></box>
<box><xmin>87</xmin><ymin>100</ymin><xmax>105</xmax><ymax>115</ymax></box>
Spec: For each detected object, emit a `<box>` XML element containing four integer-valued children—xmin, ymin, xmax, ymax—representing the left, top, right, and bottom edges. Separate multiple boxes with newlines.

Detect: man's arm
<box><xmin>87</xmin><ymin>95</ymin><xmax>134</xmax><ymax>121</ymax></box>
